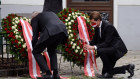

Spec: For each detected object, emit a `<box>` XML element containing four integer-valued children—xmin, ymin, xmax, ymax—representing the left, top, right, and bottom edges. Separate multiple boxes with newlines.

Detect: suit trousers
<box><xmin>98</xmin><ymin>47</ymin><xmax>127</xmax><ymax>75</ymax></box>
<box><xmin>32</xmin><ymin>32</ymin><xmax>65</xmax><ymax>75</ymax></box>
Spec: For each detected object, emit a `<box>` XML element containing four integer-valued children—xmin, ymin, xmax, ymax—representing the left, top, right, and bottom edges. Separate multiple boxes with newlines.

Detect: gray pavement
<box><xmin>0</xmin><ymin>51</ymin><xmax>140</xmax><ymax>79</ymax></box>
<box><xmin>58</xmin><ymin>50</ymin><xmax>140</xmax><ymax>79</ymax></box>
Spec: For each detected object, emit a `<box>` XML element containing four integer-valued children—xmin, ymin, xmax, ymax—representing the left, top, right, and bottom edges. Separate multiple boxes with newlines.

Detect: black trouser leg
<box><xmin>112</xmin><ymin>65</ymin><xmax>127</xmax><ymax>75</ymax></box>
<box><xmin>98</xmin><ymin>47</ymin><xmax>118</xmax><ymax>75</ymax></box>
<box><xmin>47</xmin><ymin>49</ymin><xmax>58</xmax><ymax>75</ymax></box>
<box><xmin>32</xmin><ymin>42</ymin><xmax>52</xmax><ymax>75</ymax></box>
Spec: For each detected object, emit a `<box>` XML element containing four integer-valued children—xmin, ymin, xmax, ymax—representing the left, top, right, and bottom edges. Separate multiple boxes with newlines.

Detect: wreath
<box><xmin>57</xmin><ymin>8</ymin><xmax>95</xmax><ymax>67</ymax></box>
<box><xmin>1</xmin><ymin>14</ymin><xmax>30</xmax><ymax>62</ymax></box>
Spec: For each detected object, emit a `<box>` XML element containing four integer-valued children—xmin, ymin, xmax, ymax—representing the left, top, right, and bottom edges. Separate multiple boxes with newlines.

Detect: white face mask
<box><xmin>92</xmin><ymin>24</ymin><xmax>97</xmax><ymax>27</ymax></box>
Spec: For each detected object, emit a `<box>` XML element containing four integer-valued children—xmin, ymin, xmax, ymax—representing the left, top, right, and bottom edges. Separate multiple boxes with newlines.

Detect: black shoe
<box><xmin>127</xmin><ymin>64</ymin><xmax>135</xmax><ymax>78</ymax></box>
<box><xmin>37</xmin><ymin>75</ymin><xmax>53</xmax><ymax>79</ymax></box>
<box><xmin>53</xmin><ymin>74</ymin><xmax>60</xmax><ymax>79</ymax></box>
<box><xmin>97</xmin><ymin>73</ymin><xmax>113</xmax><ymax>78</ymax></box>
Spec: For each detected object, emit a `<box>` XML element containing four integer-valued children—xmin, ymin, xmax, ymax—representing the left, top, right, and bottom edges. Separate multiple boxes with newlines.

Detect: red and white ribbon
<box><xmin>20</xmin><ymin>19</ymin><xmax>51</xmax><ymax>78</ymax></box>
<box><xmin>77</xmin><ymin>16</ymin><xmax>98</xmax><ymax>77</ymax></box>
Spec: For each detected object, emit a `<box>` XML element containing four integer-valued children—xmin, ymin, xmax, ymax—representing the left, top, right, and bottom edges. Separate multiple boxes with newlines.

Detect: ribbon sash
<box><xmin>20</xmin><ymin>19</ymin><xmax>51</xmax><ymax>78</ymax></box>
<box><xmin>77</xmin><ymin>16</ymin><xmax>98</xmax><ymax>77</ymax></box>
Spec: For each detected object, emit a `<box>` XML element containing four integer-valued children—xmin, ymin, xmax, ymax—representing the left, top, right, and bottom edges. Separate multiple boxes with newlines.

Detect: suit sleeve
<box><xmin>97</xmin><ymin>25</ymin><xmax>114</xmax><ymax>48</ymax></box>
<box><xmin>31</xmin><ymin>18</ymin><xmax>39</xmax><ymax>48</ymax></box>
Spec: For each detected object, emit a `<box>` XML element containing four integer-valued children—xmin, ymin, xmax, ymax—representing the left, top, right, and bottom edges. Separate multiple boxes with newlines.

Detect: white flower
<box><xmin>68</xmin><ymin>22</ymin><xmax>71</xmax><ymax>25</ymax></box>
<box><xmin>16</xmin><ymin>32</ymin><xmax>19</xmax><ymax>34</ymax></box>
<box><xmin>87</xmin><ymin>18</ymin><xmax>90</xmax><ymax>22</ymax></box>
<box><xmin>23</xmin><ymin>17</ymin><xmax>27</xmax><ymax>20</ymax></box>
<box><xmin>14</xmin><ymin>25</ymin><xmax>17</xmax><ymax>28</ymax></box>
<box><xmin>15</xmin><ymin>35</ymin><xmax>18</xmax><ymax>39</ymax></box>
<box><xmin>70</xmin><ymin>34</ymin><xmax>73</xmax><ymax>37</ymax></box>
<box><xmin>68</xmin><ymin>30</ymin><xmax>72</xmax><ymax>33</ymax></box>
<box><xmin>83</xmin><ymin>53</ymin><xmax>86</xmax><ymax>56</ymax></box>
<box><xmin>19</xmin><ymin>36</ymin><xmax>21</xmax><ymax>38</ymax></box>
<box><xmin>68</xmin><ymin>26</ymin><xmax>71</xmax><ymax>29</ymax></box>
<box><xmin>68</xmin><ymin>35</ymin><xmax>71</xmax><ymax>39</ymax></box>
<box><xmin>28</xmin><ymin>19</ymin><xmax>31</xmax><ymax>23</ymax></box>
<box><xmin>15</xmin><ymin>17</ymin><xmax>18</xmax><ymax>20</ymax></box>
<box><xmin>71</xmin><ymin>39</ymin><xmax>74</xmax><ymax>41</ymax></box>
<box><xmin>69</xmin><ymin>14</ymin><xmax>71</xmax><ymax>16</ymax></box>
<box><xmin>21</xmin><ymin>39</ymin><xmax>23</xmax><ymax>42</ymax></box>
<box><xmin>22</xmin><ymin>43</ymin><xmax>26</xmax><ymax>48</ymax></box>
<box><xmin>15</xmin><ymin>29</ymin><xmax>18</xmax><ymax>32</ymax></box>
<box><xmin>72</xmin><ymin>12</ymin><xmax>75</xmax><ymax>15</ymax></box>
<box><xmin>18</xmin><ymin>42</ymin><xmax>21</xmax><ymax>44</ymax></box>
<box><xmin>70</xmin><ymin>41</ymin><xmax>73</xmax><ymax>45</ymax></box>
<box><xmin>75</xmin><ymin>15</ymin><xmax>78</xmax><ymax>18</ymax></box>
<box><xmin>65</xmin><ymin>23</ymin><xmax>68</xmax><ymax>25</ymax></box>
<box><xmin>75</xmin><ymin>50</ymin><xmax>78</xmax><ymax>53</ymax></box>
<box><xmin>71</xmin><ymin>20</ymin><xmax>74</xmax><ymax>23</ymax></box>
<box><xmin>65</xmin><ymin>19</ymin><xmax>68</xmax><ymax>22</ymax></box>
<box><xmin>72</xmin><ymin>45</ymin><xmax>75</xmax><ymax>49</ymax></box>
<box><xmin>73</xmin><ymin>16</ymin><xmax>76</xmax><ymax>19</ymax></box>
<box><xmin>12</xmin><ymin>22</ymin><xmax>15</xmax><ymax>25</ymax></box>
<box><xmin>68</xmin><ymin>17</ymin><xmax>70</xmax><ymax>20</ymax></box>
<box><xmin>73</xmin><ymin>43</ymin><xmax>76</xmax><ymax>46</ymax></box>
<box><xmin>78</xmin><ymin>12</ymin><xmax>81</xmax><ymax>15</ymax></box>
<box><xmin>77</xmin><ymin>46</ymin><xmax>80</xmax><ymax>49</ymax></box>
<box><xmin>12</xmin><ymin>26</ymin><xmax>15</xmax><ymax>29</ymax></box>
<box><xmin>26</xmin><ymin>19</ymin><xmax>28</xmax><ymax>22</ymax></box>
<box><xmin>14</xmin><ymin>31</ymin><xmax>16</xmax><ymax>33</ymax></box>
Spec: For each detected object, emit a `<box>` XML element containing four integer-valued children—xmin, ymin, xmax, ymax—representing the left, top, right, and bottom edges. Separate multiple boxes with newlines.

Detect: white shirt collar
<box><xmin>99</xmin><ymin>21</ymin><xmax>102</xmax><ymax>28</ymax></box>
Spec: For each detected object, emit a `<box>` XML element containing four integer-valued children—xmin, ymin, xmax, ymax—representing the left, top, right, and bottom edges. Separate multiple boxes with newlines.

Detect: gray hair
<box><xmin>31</xmin><ymin>11</ymin><xmax>40</xmax><ymax>19</ymax></box>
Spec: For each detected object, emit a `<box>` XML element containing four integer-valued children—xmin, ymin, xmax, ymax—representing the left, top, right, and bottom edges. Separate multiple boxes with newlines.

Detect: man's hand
<box><xmin>83</xmin><ymin>44</ymin><xmax>95</xmax><ymax>50</ymax></box>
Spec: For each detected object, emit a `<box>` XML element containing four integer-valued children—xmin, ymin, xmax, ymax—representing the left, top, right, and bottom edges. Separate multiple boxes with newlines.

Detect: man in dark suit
<box><xmin>43</xmin><ymin>0</ymin><xmax>62</xmax><ymax>14</ymax></box>
<box><xmin>31</xmin><ymin>11</ymin><xmax>68</xmax><ymax>79</ymax></box>
<box><xmin>83</xmin><ymin>11</ymin><xmax>135</xmax><ymax>78</ymax></box>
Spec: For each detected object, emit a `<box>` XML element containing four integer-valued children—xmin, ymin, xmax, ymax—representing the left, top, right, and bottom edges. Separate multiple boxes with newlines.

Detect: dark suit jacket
<box><xmin>43</xmin><ymin>0</ymin><xmax>62</xmax><ymax>14</ymax></box>
<box><xmin>89</xmin><ymin>21</ymin><xmax>127</xmax><ymax>58</ymax></box>
<box><xmin>31</xmin><ymin>11</ymin><xmax>68</xmax><ymax>48</ymax></box>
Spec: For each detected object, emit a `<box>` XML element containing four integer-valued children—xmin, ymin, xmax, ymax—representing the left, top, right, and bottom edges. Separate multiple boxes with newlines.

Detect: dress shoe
<box><xmin>97</xmin><ymin>73</ymin><xmax>113</xmax><ymax>78</ymax></box>
<box><xmin>53</xmin><ymin>74</ymin><xmax>60</xmax><ymax>79</ymax></box>
<box><xmin>37</xmin><ymin>75</ymin><xmax>53</xmax><ymax>79</ymax></box>
<box><xmin>127</xmin><ymin>64</ymin><xmax>135</xmax><ymax>78</ymax></box>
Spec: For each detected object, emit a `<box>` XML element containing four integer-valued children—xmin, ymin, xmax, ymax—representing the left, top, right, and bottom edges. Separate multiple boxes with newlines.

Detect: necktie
<box><xmin>99</xmin><ymin>27</ymin><xmax>101</xmax><ymax>38</ymax></box>
<box><xmin>96</xmin><ymin>27</ymin><xmax>101</xmax><ymax>38</ymax></box>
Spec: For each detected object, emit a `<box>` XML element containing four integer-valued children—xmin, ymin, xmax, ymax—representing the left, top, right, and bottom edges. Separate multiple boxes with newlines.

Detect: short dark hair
<box><xmin>89</xmin><ymin>11</ymin><xmax>102</xmax><ymax>21</ymax></box>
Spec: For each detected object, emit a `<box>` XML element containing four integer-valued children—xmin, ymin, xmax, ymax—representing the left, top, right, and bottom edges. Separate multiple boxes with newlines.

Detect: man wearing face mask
<box><xmin>83</xmin><ymin>11</ymin><xmax>135</xmax><ymax>78</ymax></box>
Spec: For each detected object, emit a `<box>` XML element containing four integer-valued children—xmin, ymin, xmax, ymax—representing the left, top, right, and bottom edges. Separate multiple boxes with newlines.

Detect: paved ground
<box><xmin>58</xmin><ymin>50</ymin><xmax>140</xmax><ymax>79</ymax></box>
<box><xmin>0</xmin><ymin>51</ymin><xmax>140</xmax><ymax>79</ymax></box>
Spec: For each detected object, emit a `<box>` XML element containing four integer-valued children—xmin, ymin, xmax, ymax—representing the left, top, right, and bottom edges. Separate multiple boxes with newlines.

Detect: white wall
<box><xmin>1</xmin><ymin>0</ymin><xmax>67</xmax><ymax>7</ymax></box>
<box><xmin>114</xmin><ymin>0</ymin><xmax>140</xmax><ymax>50</ymax></box>
<box><xmin>0</xmin><ymin>0</ymin><xmax>67</xmax><ymax>18</ymax></box>
<box><xmin>1</xmin><ymin>0</ymin><xmax>44</xmax><ymax>5</ymax></box>
<box><xmin>114</xmin><ymin>0</ymin><xmax>140</xmax><ymax>28</ymax></box>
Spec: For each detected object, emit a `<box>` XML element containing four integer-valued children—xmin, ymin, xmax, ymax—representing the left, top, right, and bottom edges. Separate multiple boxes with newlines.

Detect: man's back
<box><xmin>37</xmin><ymin>12</ymin><xmax>67</xmax><ymax>36</ymax></box>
